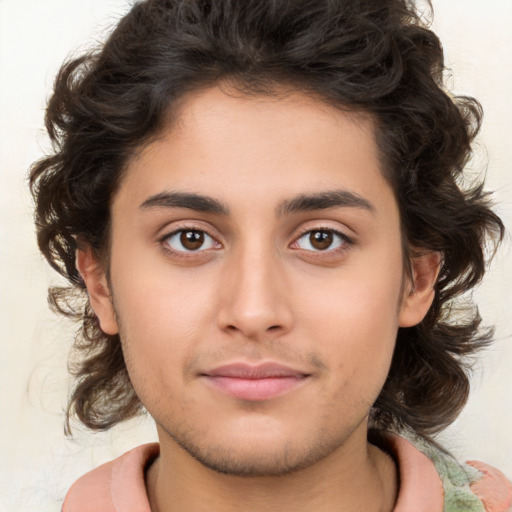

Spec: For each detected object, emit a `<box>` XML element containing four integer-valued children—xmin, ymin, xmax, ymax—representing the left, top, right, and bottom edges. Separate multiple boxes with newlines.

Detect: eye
<box><xmin>294</xmin><ymin>229</ymin><xmax>349</xmax><ymax>252</ymax></box>
<box><xmin>164</xmin><ymin>229</ymin><xmax>218</xmax><ymax>252</ymax></box>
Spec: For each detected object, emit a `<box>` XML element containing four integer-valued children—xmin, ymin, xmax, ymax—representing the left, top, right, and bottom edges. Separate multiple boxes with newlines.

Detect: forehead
<box><xmin>115</xmin><ymin>86</ymin><xmax>395</xmax><ymax>219</ymax></box>
<box><xmin>166</xmin><ymin>86</ymin><xmax>378</xmax><ymax>160</ymax></box>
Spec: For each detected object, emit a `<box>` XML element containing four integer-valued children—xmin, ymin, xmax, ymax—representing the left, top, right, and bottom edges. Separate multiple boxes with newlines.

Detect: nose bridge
<box><xmin>218</xmin><ymin>237</ymin><xmax>291</xmax><ymax>338</ymax></box>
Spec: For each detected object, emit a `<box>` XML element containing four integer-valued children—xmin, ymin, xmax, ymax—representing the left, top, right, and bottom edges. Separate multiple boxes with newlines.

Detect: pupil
<box><xmin>310</xmin><ymin>230</ymin><xmax>333</xmax><ymax>250</ymax></box>
<box><xmin>180</xmin><ymin>230</ymin><xmax>204</xmax><ymax>250</ymax></box>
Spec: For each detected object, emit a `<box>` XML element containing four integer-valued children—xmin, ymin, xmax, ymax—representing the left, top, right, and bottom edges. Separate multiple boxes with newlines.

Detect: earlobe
<box><xmin>76</xmin><ymin>246</ymin><xmax>119</xmax><ymax>335</ymax></box>
<box><xmin>398</xmin><ymin>251</ymin><xmax>441</xmax><ymax>328</ymax></box>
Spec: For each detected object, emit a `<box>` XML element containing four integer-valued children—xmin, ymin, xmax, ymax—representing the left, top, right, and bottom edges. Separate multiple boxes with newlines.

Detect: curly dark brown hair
<box><xmin>30</xmin><ymin>0</ymin><xmax>504</xmax><ymax>438</ymax></box>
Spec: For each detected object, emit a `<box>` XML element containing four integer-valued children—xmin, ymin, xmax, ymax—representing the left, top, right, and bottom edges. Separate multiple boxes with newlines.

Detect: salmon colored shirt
<box><xmin>62</xmin><ymin>433</ymin><xmax>512</xmax><ymax>512</ymax></box>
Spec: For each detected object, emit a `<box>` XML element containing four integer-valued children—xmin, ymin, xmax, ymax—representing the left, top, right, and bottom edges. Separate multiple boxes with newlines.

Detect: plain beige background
<box><xmin>1</xmin><ymin>1</ymin><xmax>511</xmax><ymax>510</ymax></box>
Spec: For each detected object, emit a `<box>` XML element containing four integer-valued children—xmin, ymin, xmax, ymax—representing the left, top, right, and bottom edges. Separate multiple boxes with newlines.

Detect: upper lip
<box><xmin>203</xmin><ymin>362</ymin><xmax>309</xmax><ymax>379</ymax></box>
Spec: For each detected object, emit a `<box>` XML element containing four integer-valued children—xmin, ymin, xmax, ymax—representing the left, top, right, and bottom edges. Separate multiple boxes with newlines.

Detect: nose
<box><xmin>216</xmin><ymin>245</ymin><xmax>293</xmax><ymax>341</ymax></box>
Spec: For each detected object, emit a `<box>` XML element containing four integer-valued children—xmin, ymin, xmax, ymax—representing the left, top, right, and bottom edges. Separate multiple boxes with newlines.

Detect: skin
<box><xmin>78</xmin><ymin>86</ymin><xmax>439</xmax><ymax>511</ymax></box>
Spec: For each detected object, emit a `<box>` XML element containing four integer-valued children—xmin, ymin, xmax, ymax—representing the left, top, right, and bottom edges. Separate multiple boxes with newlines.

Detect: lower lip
<box><xmin>203</xmin><ymin>376</ymin><xmax>307</xmax><ymax>401</ymax></box>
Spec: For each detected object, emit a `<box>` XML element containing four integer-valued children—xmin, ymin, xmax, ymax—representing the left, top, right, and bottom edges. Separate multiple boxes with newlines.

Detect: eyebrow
<box><xmin>140</xmin><ymin>191</ymin><xmax>230</xmax><ymax>215</ymax></box>
<box><xmin>140</xmin><ymin>189</ymin><xmax>374</xmax><ymax>216</ymax></box>
<box><xmin>278</xmin><ymin>190</ymin><xmax>374</xmax><ymax>216</ymax></box>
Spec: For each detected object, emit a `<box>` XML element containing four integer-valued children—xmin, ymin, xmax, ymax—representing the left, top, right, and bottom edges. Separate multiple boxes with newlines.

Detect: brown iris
<box><xmin>180</xmin><ymin>230</ymin><xmax>205</xmax><ymax>250</ymax></box>
<box><xmin>309</xmin><ymin>230</ymin><xmax>334</xmax><ymax>250</ymax></box>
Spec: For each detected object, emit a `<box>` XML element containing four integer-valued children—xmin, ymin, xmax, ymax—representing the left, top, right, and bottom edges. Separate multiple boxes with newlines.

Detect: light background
<box><xmin>0</xmin><ymin>1</ymin><xmax>511</xmax><ymax>510</ymax></box>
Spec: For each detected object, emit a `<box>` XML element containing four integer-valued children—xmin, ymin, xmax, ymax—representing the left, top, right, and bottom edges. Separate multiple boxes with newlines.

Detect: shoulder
<box><xmin>385</xmin><ymin>431</ymin><xmax>512</xmax><ymax>512</ymax></box>
<box><xmin>466</xmin><ymin>460</ymin><xmax>512</xmax><ymax>512</ymax></box>
<box><xmin>62</xmin><ymin>443</ymin><xmax>159</xmax><ymax>512</ymax></box>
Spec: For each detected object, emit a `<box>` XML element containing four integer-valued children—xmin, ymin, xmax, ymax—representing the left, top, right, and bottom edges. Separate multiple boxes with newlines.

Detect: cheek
<box><xmin>109</xmin><ymin>255</ymin><xmax>221</xmax><ymax>392</ymax></box>
<box><xmin>112</xmin><ymin>251</ymin><xmax>218</xmax><ymax>333</ymax></box>
<box><xmin>296</xmin><ymin>257</ymin><xmax>402</xmax><ymax>391</ymax></box>
<box><xmin>299</xmin><ymin>262</ymin><xmax>403</xmax><ymax>342</ymax></box>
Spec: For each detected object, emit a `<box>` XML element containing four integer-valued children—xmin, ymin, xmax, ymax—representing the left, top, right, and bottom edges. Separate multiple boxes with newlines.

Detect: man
<box><xmin>29</xmin><ymin>0</ymin><xmax>510</xmax><ymax>510</ymax></box>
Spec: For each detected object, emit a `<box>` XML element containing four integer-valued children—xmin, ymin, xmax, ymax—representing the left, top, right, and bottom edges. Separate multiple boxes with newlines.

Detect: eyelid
<box><xmin>292</xmin><ymin>222</ymin><xmax>354</xmax><ymax>242</ymax></box>
<box><xmin>158</xmin><ymin>223</ymin><xmax>223</xmax><ymax>256</ymax></box>
<box><xmin>167</xmin><ymin>230</ymin><xmax>216</xmax><ymax>251</ymax></box>
<box><xmin>290</xmin><ymin>225</ymin><xmax>354</xmax><ymax>254</ymax></box>
<box><xmin>156</xmin><ymin>221</ymin><xmax>354</xmax><ymax>258</ymax></box>
<box><xmin>157</xmin><ymin>220</ymin><xmax>220</xmax><ymax>242</ymax></box>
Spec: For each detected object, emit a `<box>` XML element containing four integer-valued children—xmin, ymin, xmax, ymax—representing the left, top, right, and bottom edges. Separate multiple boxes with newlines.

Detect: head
<box><xmin>31</xmin><ymin>0</ymin><xmax>503</xmax><ymax>453</ymax></box>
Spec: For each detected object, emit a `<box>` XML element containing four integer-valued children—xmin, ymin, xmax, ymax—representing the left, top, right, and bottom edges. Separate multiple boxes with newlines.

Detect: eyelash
<box><xmin>158</xmin><ymin>225</ymin><xmax>354</xmax><ymax>259</ymax></box>
<box><xmin>159</xmin><ymin>225</ymin><xmax>220</xmax><ymax>259</ymax></box>
<box><xmin>292</xmin><ymin>227</ymin><xmax>354</xmax><ymax>257</ymax></box>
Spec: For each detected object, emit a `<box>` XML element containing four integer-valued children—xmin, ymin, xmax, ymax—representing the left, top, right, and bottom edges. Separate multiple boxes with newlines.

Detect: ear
<box><xmin>398</xmin><ymin>251</ymin><xmax>441</xmax><ymax>328</ymax></box>
<box><xmin>76</xmin><ymin>246</ymin><xmax>119</xmax><ymax>335</ymax></box>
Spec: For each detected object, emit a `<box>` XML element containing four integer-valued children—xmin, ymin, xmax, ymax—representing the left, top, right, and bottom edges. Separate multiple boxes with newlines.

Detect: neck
<box><xmin>146</xmin><ymin>427</ymin><xmax>398</xmax><ymax>512</ymax></box>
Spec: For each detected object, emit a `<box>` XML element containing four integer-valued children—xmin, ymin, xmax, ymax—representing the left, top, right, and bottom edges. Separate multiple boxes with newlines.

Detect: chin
<box><xmin>164</xmin><ymin>421</ymin><xmax>349</xmax><ymax>477</ymax></box>
<box><xmin>183</xmin><ymin>443</ymin><xmax>321</xmax><ymax>477</ymax></box>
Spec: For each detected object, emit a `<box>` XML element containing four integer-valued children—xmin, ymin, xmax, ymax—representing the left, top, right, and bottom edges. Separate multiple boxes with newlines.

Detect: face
<box><xmin>82</xmin><ymin>86</ymin><xmax>436</xmax><ymax>476</ymax></box>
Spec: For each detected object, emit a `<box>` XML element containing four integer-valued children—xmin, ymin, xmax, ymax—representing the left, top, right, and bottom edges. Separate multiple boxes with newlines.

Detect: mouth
<box><xmin>200</xmin><ymin>362</ymin><xmax>311</xmax><ymax>401</ymax></box>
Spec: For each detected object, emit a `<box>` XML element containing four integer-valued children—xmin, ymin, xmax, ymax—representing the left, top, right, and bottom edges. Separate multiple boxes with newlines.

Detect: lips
<box><xmin>201</xmin><ymin>363</ymin><xmax>310</xmax><ymax>401</ymax></box>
